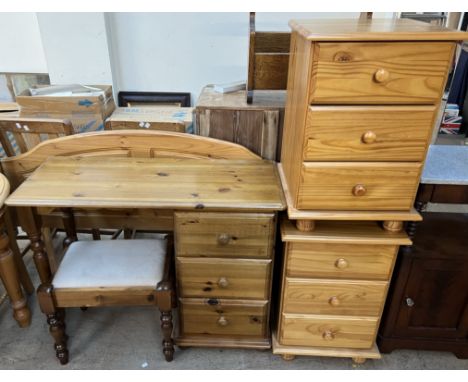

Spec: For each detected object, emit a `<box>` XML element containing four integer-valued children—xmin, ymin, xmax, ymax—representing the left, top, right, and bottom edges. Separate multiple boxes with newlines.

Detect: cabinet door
<box><xmin>394</xmin><ymin>258</ymin><xmax>468</xmax><ymax>339</ymax></box>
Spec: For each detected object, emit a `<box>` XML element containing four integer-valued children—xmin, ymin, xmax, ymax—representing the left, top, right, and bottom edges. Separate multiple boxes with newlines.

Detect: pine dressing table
<box><xmin>4</xmin><ymin>131</ymin><xmax>286</xmax><ymax>349</ymax></box>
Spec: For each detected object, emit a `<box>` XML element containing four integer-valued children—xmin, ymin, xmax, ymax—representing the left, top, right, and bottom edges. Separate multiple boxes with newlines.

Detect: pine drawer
<box><xmin>303</xmin><ymin>105</ymin><xmax>435</xmax><ymax>162</ymax></box>
<box><xmin>309</xmin><ymin>42</ymin><xmax>453</xmax><ymax>104</ymax></box>
<box><xmin>175</xmin><ymin>212</ymin><xmax>275</xmax><ymax>259</ymax></box>
<box><xmin>297</xmin><ymin>162</ymin><xmax>421</xmax><ymax>210</ymax></box>
<box><xmin>179</xmin><ymin>298</ymin><xmax>268</xmax><ymax>337</ymax></box>
<box><xmin>176</xmin><ymin>257</ymin><xmax>271</xmax><ymax>299</ymax></box>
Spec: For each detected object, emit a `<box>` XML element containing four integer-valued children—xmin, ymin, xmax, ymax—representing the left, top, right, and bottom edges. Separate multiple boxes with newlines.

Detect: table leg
<box><xmin>18</xmin><ymin>207</ymin><xmax>51</xmax><ymax>284</ymax></box>
<box><xmin>0</xmin><ymin>208</ymin><xmax>31</xmax><ymax>327</ymax></box>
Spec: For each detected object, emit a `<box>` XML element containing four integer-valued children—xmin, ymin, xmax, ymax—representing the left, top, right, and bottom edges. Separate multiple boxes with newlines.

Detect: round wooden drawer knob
<box><xmin>322</xmin><ymin>330</ymin><xmax>335</xmax><ymax>341</ymax></box>
<box><xmin>329</xmin><ymin>296</ymin><xmax>340</xmax><ymax>306</ymax></box>
<box><xmin>217</xmin><ymin>316</ymin><xmax>229</xmax><ymax>326</ymax></box>
<box><xmin>352</xmin><ymin>184</ymin><xmax>367</xmax><ymax>197</ymax></box>
<box><xmin>335</xmin><ymin>258</ymin><xmax>349</xmax><ymax>269</ymax></box>
<box><xmin>374</xmin><ymin>68</ymin><xmax>390</xmax><ymax>83</ymax></box>
<box><xmin>361</xmin><ymin>131</ymin><xmax>377</xmax><ymax>144</ymax></box>
<box><xmin>217</xmin><ymin>233</ymin><xmax>231</xmax><ymax>245</ymax></box>
<box><xmin>217</xmin><ymin>277</ymin><xmax>229</xmax><ymax>288</ymax></box>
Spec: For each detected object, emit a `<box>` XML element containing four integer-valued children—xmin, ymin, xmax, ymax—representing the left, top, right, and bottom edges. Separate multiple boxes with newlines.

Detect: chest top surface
<box><xmin>6</xmin><ymin>156</ymin><xmax>286</xmax><ymax>211</ymax></box>
<box><xmin>289</xmin><ymin>18</ymin><xmax>468</xmax><ymax>41</ymax></box>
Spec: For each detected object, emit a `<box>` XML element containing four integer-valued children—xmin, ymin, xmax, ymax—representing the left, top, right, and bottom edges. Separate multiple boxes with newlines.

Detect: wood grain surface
<box><xmin>304</xmin><ymin>106</ymin><xmax>435</xmax><ymax>161</ymax></box>
<box><xmin>175</xmin><ymin>212</ymin><xmax>275</xmax><ymax>258</ymax></box>
<box><xmin>280</xmin><ymin>313</ymin><xmax>378</xmax><ymax>349</ymax></box>
<box><xmin>5</xmin><ymin>157</ymin><xmax>286</xmax><ymax>211</ymax></box>
<box><xmin>179</xmin><ymin>298</ymin><xmax>268</xmax><ymax>337</ymax></box>
<box><xmin>286</xmin><ymin>242</ymin><xmax>398</xmax><ymax>281</ymax></box>
<box><xmin>298</xmin><ymin>162</ymin><xmax>422</xmax><ymax>210</ymax></box>
<box><xmin>310</xmin><ymin>42</ymin><xmax>454</xmax><ymax>104</ymax></box>
<box><xmin>289</xmin><ymin>18</ymin><xmax>468</xmax><ymax>41</ymax></box>
<box><xmin>176</xmin><ymin>257</ymin><xmax>271</xmax><ymax>299</ymax></box>
<box><xmin>283</xmin><ymin>278</ymin><xmax>387</xmax><ymax>316</ymax></box>
<box><xmin>280</xmin><ymin>218</ymin><xmax>411</xmax><ymax>245</ymax></box>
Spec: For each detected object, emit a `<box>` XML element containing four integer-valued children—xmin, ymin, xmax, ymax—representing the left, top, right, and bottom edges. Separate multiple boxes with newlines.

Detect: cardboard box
<box><xmin>105</xmin><ymin>106</ymin><xmax>194</xmax><ymax>133</ymax></box>
<box><xmin>16</xmin><ymin>85</ymin><xmax>115</xmax><ymax>133</ymax></box>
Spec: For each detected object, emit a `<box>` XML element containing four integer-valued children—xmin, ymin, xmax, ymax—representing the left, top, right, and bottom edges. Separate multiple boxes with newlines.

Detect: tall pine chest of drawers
<box><xmin>274</xmin><ymin>18</ymin><xmax>468</xmax><ymax>363</ymax></box>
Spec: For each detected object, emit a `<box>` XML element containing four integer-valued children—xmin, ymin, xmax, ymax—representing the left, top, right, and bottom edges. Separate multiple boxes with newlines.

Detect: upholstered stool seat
<box><xmin>53</xmin><ymin>239</ymin><xmax>167</xmax><ymax>289</ymax></box>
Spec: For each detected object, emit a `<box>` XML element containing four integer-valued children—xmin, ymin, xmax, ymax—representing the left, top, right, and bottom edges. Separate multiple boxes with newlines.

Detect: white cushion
<box><xmin>52</xmin><ymin>239</ymin><xmax>167</xmax><ymax>289</ymax></box>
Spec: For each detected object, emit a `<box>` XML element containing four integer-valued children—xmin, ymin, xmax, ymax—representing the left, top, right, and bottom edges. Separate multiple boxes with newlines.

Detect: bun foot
<box><xmin>352</xmin><ymin>357</ymin><xmax>366</xmax><ymax>364</ymax></box>
<box><xmin>282</xmin><ymin>354</ymin><xmax>296</xmax><ymax>361</ymax></box>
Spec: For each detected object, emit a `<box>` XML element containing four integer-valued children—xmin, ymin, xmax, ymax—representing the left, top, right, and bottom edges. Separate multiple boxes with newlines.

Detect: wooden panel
<box><xmin>287</xmin><ymin>242</ymin><xmax>398</xmax><ymax>281</ymax></box>
<box><xmin>310</xmin><ymin>42</ymin><xmax>454</xmax><ymax>104</ymax></box>
<box><xmin>298</xmin><ymin>162</ymin><xmax>422</xmax><ymax>210</ymax></box>
<box><xmin>1</xmin><ymin>130</ymin><xmax>262</xmax><ymax>191</ymax></box>
<box><xmin>280</xmin><ymin>32</ymin><xmax>314</xmax><ymax>206</ymax></box>
<box><xmin>289</xmin><ymin>18</ymin><xmax>468</xmax><ymax>41</ymax></box>
<box><xmin>280</xmin><ymin>313</ymin><xmax>378</xmax><ymax>348</ymax></box>
<box><xmin>278</xmin><ymin>163</ymin><xmax>423</xmax><ymax>222</ymax></box>
<box><xmin>283</xmin><ymin>278</ymin><xmax>388</xmax><ymax>316</ymax></box>
<box><xmin>272</xmin><ymin>332</ymin><xmax>381</xmax><ymax>359</ymax></box>
<box><xmin>255</xmin><ymin>32</ymin><xmax>291</xmax><ymax>53</ymax></box>
<box><xmin>175</xmin><ymin>212</ymin><xmax>275</xmax><ymax>259</ymax></box>
<box><xmin>176</xmin><ymin>257</ymin><xmax>271</xmax><ymax>299</ymax></box>
<box><xmin>179</xmin><ymin>298</ymin><xmax>268</xmax><ymax>337</ymax></box>
<box><xmin>304</xmin><ymin>106</ymin><xmax>435</xmax><ymax>161</ymax></box>
<box><xmin>281</xmin><ymin>218</ymin><xmax>412</xmax><ymax>246</ymax></box>
<box><xmin>196</xmin><ymin>107</ymin><xmax>280</xmax><ymax>161</ymax></box>
<box><xmin>6</xmin><ymin>157</ymin><xmax>286</xmax><ymax>211</ymax></box>
<box><xmin>253</xmin><ymin>54</ymin><xmax>290</xmax><ymax>90</ymax></box>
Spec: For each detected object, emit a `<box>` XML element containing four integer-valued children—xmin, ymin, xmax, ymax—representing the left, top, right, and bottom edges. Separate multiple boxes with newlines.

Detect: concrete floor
<box><xmin>1</xmin><ymin>238</ymin><xmax>468</xmax><ymax>370</ymax></box>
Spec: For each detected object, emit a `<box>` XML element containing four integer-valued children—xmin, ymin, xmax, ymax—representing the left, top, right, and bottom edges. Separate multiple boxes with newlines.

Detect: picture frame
<box><xmin>118</xmin><ymin>91</ymin><xmax>191</xmax><ymax>107</ymax></box>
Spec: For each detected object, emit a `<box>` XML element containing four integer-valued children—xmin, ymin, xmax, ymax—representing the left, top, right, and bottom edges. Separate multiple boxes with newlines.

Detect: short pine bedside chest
<box><xmin>274</xmin><ymin>18</ymin><xmax>468</xmax><ymax>363</ymax></box>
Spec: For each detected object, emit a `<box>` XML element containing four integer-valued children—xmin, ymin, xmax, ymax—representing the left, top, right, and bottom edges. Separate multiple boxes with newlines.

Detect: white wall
<box><xmin>0</xmin><ymin>12</ymin><xmax>48</xmax><ymax>73</ymax></box>
<box><xmin>36</xmin><ymin>13</ymin><xmax>113</xmax><ymax>84</ymax></box>
<box><xmin>0</xmin><ymin>12</ymin><xmax>396</xmax><ymax>102</ymax></box>
<box><xmin>107</xmin><ymin>12</ymin><xmax>395</xmax><ymax>103</ymax></box>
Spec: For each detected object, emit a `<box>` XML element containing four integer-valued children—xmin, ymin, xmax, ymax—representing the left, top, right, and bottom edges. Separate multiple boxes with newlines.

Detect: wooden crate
<box><xmin>195</xmin><ymin>85</ymin><xmax>285</xmax><ymax>161</ymax></box>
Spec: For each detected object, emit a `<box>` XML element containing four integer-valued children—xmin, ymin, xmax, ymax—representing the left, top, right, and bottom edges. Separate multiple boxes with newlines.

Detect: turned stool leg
<box><xmin>160</xmin><ymin>309</ymin><xmax>174</xmax><ymax>362</ymax></box>
<box><xmin>0</xmin><ymin>211</ymin><xmax>31</xmax><ymax>327</ymax></box>
<box><xmin>156</xmin><ymin>280</ymin><xmax>174</xmax><ymax>362</ymax></box>
<box><xmin>38</xmin><ymin>284</ymin><xmax>69</xmax><ymax>365</ymax></box>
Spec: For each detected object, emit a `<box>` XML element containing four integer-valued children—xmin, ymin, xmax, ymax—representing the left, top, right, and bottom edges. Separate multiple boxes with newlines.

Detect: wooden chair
<box><xmin>247</xmin><ymin>12</ymin><xmax>290</xmax><ymax>104</ymax></box>
<box><xmin>0</xmin><ymin>130</ymin><xmax>259</xmax><ymax>364</ymax></box>
<box><xmin>0</xmin><ymin>116</ymin><xmax>74</xmax><ymax>157</ymax></box>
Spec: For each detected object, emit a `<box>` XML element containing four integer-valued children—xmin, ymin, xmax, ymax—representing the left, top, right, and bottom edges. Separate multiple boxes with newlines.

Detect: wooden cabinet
<box><xmin>195</xmin><ymin>86</ymin><xmax>285</xmax><ymax>160</ymax></box>
<box><xmin>175</xmin><ymin>211</ymin><xmax>277</xmax><ymax>348</ymax></box>
<box><xmin>379</xmin><ymin>210</ymin><xmax>468</xmax><ymax>359</ymax></box>
<box><xmin>274</xmin><ymin>18</ymin><xmax>467</xmax><ymax>363</ymax></box>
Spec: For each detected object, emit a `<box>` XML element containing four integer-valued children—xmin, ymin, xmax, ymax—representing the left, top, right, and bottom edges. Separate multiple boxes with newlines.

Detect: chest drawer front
<box><xmin>177</xmin><ymin>257</ymin><xmax>271</xmax><ymax>299</ymax></box>
<box><xmin>179</xmin><ymin>298</ymin><xmax>268</xmax><ymax>337</ymax></box>
<box><xmin>287</xmin><ymin>242</ymin><xmax>397</xmax><ymax>281</ymax></box>
<box><xmin>298</xmin><ymin>162</ymin><xmax>421</xmax><ymax>210</ymax></box>
<box><xmin>304</xmin><ymin>106</ymin><xmax>435</xmax><ymax>162</ymax></box>
<box><xmin>280</xmin><ymin>314</ymin><xmax>378</xmax><ymax>348</ymax></box>
<box><xmin>283</xmin><ymin>278</ymin><xmax>388</xmax><ymax>316</ymax></box>
<box><xmin>175</xmin><ymin>212</ymin><xmax>275</xmax><ymax>259</ymax></box>
<box><xmin>310</xmin><ymin>42</ymin><xmax>453</xmax><ymax>104</ymax></box>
